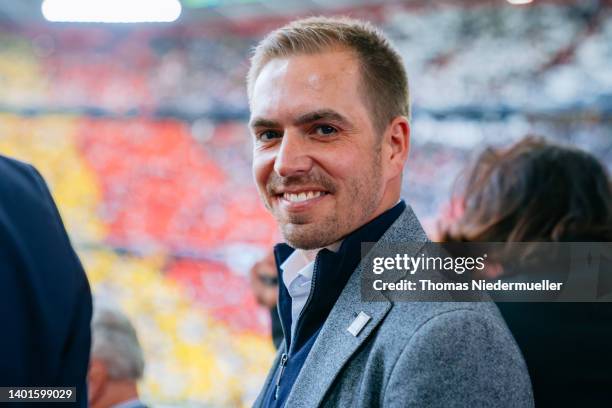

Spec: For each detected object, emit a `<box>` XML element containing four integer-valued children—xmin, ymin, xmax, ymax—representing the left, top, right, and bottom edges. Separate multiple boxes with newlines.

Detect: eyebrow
<box><xmin>293</xmin><ymin>109</ymin><xmax>352</xmax><ymax>128</ymax></box>
<box><xmin>249</xmin><ymin>109</ymin><xmax>352</xmax><ymax>130</ymax></box>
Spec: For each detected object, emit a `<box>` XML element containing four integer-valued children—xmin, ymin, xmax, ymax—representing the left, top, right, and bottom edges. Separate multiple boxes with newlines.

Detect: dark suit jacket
<box><xmin>498</xmin><ymin>302</ymin><xmax>612</xmax><ymax>407</ymax></box>
<box><xmin>0</xmin><ymin>155</ymin><xmax>92</xmax><ymax>407</ymax></box>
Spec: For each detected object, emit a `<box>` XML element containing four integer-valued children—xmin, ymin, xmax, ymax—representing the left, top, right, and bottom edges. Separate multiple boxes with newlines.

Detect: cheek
<box><xmin>252</xmin><ymin>151</ymin><xmax>274</xmax><ymax>191</ymax></box>
<box><xmin>322</xmin><ymin>147</ymin><xmax>368</xmax><ymax>180</ymax></box>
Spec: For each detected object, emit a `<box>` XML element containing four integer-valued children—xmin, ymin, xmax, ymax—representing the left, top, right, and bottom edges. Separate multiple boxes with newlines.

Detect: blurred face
<box><xmin>250</xmin><ymin>50</ymin><xmax>394</xmax><ymax>249</ymax></box>
<box><xmin>87</xmin><ymin>358</ymin><xmax>107</xmax><ymax>408</ymax></box>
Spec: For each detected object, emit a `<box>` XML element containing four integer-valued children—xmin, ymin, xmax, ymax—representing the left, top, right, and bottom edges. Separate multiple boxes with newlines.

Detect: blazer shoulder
<box><xmin>388</xmin><ymin>300</ymin><xmax>505</xmax><ymax>329</ymax></box>
<box><xmin>0</xmin><ymin>155</ymin><xmax>83</xmax><ymax>276</ymax></box>
<box><xmin>375</xmin><ymin>301</ymin><xmax>511</xmax><ymax>352</ymax></box>
<box><xmin>0</xmin><ymin>154</ymin><xmax>38</xmax><ymax>177</ymax></box>
<box><xmin>0</xmin><ymin>155</ymin><xmax>47</xmax><ymax>200</ymax></box>
<box><xmin>382</xmin><ymin>307</ymin><xmax>533</xmax><ymax>407</ymax></box>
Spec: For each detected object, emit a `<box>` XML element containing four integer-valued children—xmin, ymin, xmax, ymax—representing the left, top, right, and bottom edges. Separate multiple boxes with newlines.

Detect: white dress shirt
<box><xmin>280</xmin><ymin>242</ymin><xmax>341</xmax><ymax>343</ymax></box>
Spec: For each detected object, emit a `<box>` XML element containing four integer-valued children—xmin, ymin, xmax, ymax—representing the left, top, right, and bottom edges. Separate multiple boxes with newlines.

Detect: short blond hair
<box><xmin>247</xmin><ymin>16</ymin><xmax>410</xmax><ymax>133</ymax></box>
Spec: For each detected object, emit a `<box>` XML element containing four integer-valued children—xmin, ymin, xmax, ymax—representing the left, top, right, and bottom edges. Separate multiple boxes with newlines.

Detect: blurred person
<box><xmin>247</xmin><ymin>16</ymin><xmax>532</xmax><ymax>408</ymax></box>
<box><xmin>88</xmin><ymin>303</ymin><xmax>147</xmax><ymax>408</ymax></box>
<box><xmin>0</xmin><ymin>155</ymin><xmax>92</xmax><ymax>407</ymax></box>
<box><xmin>439</xmin><ymin>136</ymin><xmax>612</xmax><ymax>243</ymax></box>
<box><xmin>250</xmin><ymin>251</ymin><xmax>280</xmax><ymax>310</ymax></box>
<box><xmin>250</xmin><ymin>252</ymin><xmax>284</xmax><ymax>349</ymax></box>
<box><xmin>439</xmin><ymin>136</ymin><xmax>612</xmax><ymax>406</ymax></box>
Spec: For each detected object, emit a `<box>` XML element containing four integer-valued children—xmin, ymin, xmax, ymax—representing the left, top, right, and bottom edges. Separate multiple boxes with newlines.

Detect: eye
<box><xmin>257</xmin><ymin>130</ymin><xmax>282</xmax><ymax>142</ymax></box>
<box><xmin>313</xmin><ymin>125</ymin><xmax>338</xmax><ymax>136</ymax></box>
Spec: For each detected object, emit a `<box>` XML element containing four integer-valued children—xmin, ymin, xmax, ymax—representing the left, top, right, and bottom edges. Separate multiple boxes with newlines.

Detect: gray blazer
<box><xmin>254</xmin><ymin>206</ymin><xmax>533</xmax><ymax>408</ymax></box>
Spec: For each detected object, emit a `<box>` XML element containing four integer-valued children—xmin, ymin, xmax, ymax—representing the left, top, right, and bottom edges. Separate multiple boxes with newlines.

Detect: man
<box><xmin>88</xmin><ymin>302</ymin><xmax>147</xmax><ymax>408</ymax></box>
<box><xmin>247</xmin><ymin>17</ymin><xmax>533</xmax><ymax>407</ymax></box>
<box><xmin>250</xmin><ymin>252</ymin><xmax>284</xmax><ymax>349</ymax></box>
<box><xmin>0</xmin><ymin>155</ymin><xmax>92</xmax><ymax>407</ymax></box>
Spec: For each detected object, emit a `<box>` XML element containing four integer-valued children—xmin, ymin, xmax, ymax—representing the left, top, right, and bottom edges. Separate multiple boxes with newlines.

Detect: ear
<box><xmin>382</xmin><ymin>116</ymin><xmax>410</xmax><ymax>179</ymax></box>
<box><xmin>87</xmin><ymin>358</ymin><xmax>108</xmax><ymax>405</ymax></box>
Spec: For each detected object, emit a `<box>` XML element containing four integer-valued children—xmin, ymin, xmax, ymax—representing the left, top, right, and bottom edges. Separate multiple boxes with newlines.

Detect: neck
<box><xmin>373</xmin><ymin>187</ymin><xmax>401</xmax><ymax>221</ymax></box>
<box><xmin>301</xmin><ymin>240</ymin><xmax>343</xmax><ymax>262</ymax></box>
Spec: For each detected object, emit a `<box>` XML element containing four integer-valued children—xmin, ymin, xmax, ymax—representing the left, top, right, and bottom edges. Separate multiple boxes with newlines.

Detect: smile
<box><xmin>282</xmin><ymin>191</ymin><xmax>325</xmax><ymax>203</ymax></box>
<box><xmin>275</xmin><ymin>189</ymin><xmax>330</xmax><ymax>212</ymax></box>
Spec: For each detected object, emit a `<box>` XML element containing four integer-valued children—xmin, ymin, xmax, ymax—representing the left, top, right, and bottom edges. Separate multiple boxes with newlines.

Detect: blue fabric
<box><xmin>262</xmin><ymin>201</ymin><xmax>406</xmax><ymax>408</ymax></box>
<box><xmin>0</xmin><ymin>155</ymin><xmax>92</xmax><ymax>408</ymax></box>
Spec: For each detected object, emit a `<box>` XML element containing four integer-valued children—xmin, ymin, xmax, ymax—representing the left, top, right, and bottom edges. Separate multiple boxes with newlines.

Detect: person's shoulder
<box><xmin>376</xmin><ymin>303</ymin><xmax>532</xmax><ymax>407</ymax></box>
<box><xmin>372</xmin><ymin>301</ymin><xmax>521</xmax><ymax>373</ymax></box>
<box><xmin>0</xmin><ymin>155</ymin><xmax>65</xmax><ymax>245</ymax></box>
<box><xmin>0</xmin><ymin>154</ymin><xmax>37</xmax><ymax>175</ymax></box>
<box><xmin>381</xmin><ymin>301</ymin><xmax>507</xmax><ymax>338</ymax></box>
<box><xmin>391</xmin><ymin>299</ymin><xmax>501</xmax><ymax>317</ymax></box>
<box><xmin>0</xmin><ymin>155</ymin><xmax>45</xmax><ymax>198</ymax></box>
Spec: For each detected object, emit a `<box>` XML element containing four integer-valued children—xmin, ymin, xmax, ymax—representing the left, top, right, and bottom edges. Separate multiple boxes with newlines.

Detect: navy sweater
<box><xmin>261</xmin><ymin>201</ymin><xmax>406</xmax><ymax>408</ymax></box>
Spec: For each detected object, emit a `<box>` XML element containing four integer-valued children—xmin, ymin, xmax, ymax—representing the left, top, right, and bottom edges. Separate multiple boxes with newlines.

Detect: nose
<box><xmin>273</xmin><ymin>131</ymin><xmax>313</xmax><ymax>177</ymax></box>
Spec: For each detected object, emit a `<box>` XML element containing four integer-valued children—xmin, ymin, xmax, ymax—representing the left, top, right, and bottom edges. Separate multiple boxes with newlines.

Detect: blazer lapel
<box><xmin>284</xmin><ymin>206</ymin><xmax>428</xmax><ymax>407</ymax></box>
<box><xmin>284</xmin><ymin>263</ymin><xmax>392</xmax><ymax>408</ymax></box>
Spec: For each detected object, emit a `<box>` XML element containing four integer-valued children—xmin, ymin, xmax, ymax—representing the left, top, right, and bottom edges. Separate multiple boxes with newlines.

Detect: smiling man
<box><xmin>248</xmin><ymin>17</ymin><xmax>533</xmax><ymax>408</ymax></box>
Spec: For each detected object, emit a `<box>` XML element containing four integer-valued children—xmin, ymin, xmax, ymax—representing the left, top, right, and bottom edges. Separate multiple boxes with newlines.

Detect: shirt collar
<box><xmin>273</xmin><ymin>200</ymin><xmax>408</xmax><ymax>352</ymax></box>
<box><xmin>280</xmin><ymin>241</ymin><xmax>342</xmax><ymax>289</ymax></box>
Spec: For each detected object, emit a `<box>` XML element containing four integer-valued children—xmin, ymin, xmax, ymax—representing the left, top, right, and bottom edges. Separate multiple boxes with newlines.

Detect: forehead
<box><xmin>250</xmin><ymin>50</ymin><xmax>368</xmax><ymax>123</ymax></box>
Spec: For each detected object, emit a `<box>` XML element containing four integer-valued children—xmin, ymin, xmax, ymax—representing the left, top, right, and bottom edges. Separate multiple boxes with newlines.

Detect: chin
<box><xmin>282</xmin><ymin>224</ymin><xmax>338</xmax><ymax>250</ymax></box>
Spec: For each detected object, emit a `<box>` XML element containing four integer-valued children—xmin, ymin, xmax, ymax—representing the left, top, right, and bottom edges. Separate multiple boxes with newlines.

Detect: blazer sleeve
<box><xmin>382</xmin><ymin>309</ymin><xmax>534</xmax><ymax>408</ymax></box>
<box><xmin>29</xmin><ymin>165</ymin><xmax>93</xmax><ymax>408</ymax></box>
<box><xmin>0</xmin><ymin>157</ymin><xmax>92</xmax><ymax>408</ymax></box>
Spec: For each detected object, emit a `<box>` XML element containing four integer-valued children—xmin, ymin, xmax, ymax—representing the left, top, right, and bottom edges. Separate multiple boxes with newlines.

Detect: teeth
<box><xmin>283</xmin><ymin>191</ymin><xmax>323</xmax><ymax>203</ymax></box>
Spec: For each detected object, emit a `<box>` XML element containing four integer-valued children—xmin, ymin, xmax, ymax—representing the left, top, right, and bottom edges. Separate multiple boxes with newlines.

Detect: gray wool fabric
<box><xmin>254</xmin><ymin>206</ymin><xmax>534</xmax><ymax>408</ymax></box>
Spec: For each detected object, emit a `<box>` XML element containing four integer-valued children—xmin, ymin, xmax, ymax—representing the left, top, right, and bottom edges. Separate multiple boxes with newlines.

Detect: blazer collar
<box><xmin>274</xmin><ymin>201</ymin><xmax>407</xmax><ymax>353</ymax></box>
<box><xmin>284</xmin><ymin>205</ymin><xmax>429</xmax><ymax>407</ymax></box>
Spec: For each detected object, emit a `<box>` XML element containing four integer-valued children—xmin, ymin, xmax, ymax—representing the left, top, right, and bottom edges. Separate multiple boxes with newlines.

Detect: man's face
<box><xmin>250</xmin><ymin>49</ymin><xmax>390</xmax><ymax>249</ymax></box>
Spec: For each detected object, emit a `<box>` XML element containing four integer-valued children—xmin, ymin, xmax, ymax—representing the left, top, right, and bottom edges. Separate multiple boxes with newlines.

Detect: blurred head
<box><xmin>440</xmin><ymin>136</ymin><xmax>612</xmax><ymax>242</ymax></box>
<box><xmin>248</xmin><ymin>16</ymin><xmax>411</xmax><ymax>249</ymax></box>
<box><xmin>88</xmin><ymin>303</ymin><xmax>144</xmax><ymax>408</ymax></box>
<box><xmin>250</xmin><ymin>251</ymin><xmax>278</xmax><ymax>309</ymax></box>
